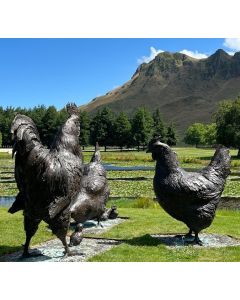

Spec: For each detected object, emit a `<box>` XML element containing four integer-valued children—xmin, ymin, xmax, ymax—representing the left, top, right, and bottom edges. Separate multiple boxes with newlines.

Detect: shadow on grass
<box><xmin>0</xmin><ymin>245</ymin><xmax>22</xmax><ymax>257</ymax></box>
<box><xmin>124</xmin><ymin>234</ymin><xmax>176</xmax><ymax>247</ymax></box>
<box><xmin>123</xmin><ymin>233</ymin><xmax>197</xmax><ymax>247</ymax></box>
<box><xmin>0</xmin><ymin>246</ymin><xmax>54</xmax><ymax>262</ymax></box>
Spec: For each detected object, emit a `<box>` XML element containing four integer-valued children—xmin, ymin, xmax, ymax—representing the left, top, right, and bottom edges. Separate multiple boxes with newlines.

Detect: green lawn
<box><xmin>1</xmin><ymin>205</ymin><xmax>239</xmax><ymax>261</ymax></box>
<box><xmin>0</xmin><ymin>208</ymin><xmax>53</xmax><ymax>256</ymax></box>
<box><xmin>88</xmin><ymin>207</ymin><xmax>240</xmax><ymax>262</ymax></box>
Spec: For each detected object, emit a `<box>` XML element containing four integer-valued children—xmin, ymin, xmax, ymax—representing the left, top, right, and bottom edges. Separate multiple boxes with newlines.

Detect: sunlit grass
<box><xmin>88</xmin><ymin>207</ymin><xmax>240</xmax><ymax>262</ymax></box>
<box><xmin>0</xmin><ymin>208</ymin><xmax>54</xmax><ymax>256</ymax></box>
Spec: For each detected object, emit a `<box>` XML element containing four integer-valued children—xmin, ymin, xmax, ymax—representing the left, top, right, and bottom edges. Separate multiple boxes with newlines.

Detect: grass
<box><xmin>0</xmin><ymin>208</ymin><xmax>54</xmax><ymax>256</ymax></box>
<box><xmin>88</xmin><ymin>208</ymin><xmax>240</xmax><ymax>262</ymax></box>
<box><xmin>1</xmin><ymin>205</ymin><xmax>239</xmax><ymax>261</ymax></box>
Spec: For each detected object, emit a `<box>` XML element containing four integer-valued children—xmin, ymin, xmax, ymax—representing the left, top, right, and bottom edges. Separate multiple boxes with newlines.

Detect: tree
<box><xmin>131</xmin><ymin>107</ymin><xmax>153</xmax><ymax>150</ymax></box>
<box><xmin>0</xmin><ymin>131</ymin><xmax>2</xmax><ymax>147</ymax></box>
<box><xmin>166</xmin><ymin>123</ymin><xmax>177</xmax><ymax>146</ymax></box>
<box><xmin>215</xmin><ymin>97</ymin><xmax>240</xmax><ymax>156</ymax></box>
<box><xmin>90</xmin><ymin>107</ymin><xmax>115</xmax><ymax>150</ymax></box>
<box><xmin>184</xmin><ymin>123</ymin><xmax>205</xmax><ymax>147</ymax></box>
<box><xmin>152</xmin><ymin>108</ymin><xmax>165</xmax><ymax>141</ymax></box>
<box><xmin>28</xmin><ymin>105</ymin><xmax>47</xmax><ymax>139</ymax></box>
<box><xmin>204</xmin><ymin>123</ymin><xmax>217</xmax><ymax>146</ymax></box>
<box><xmin>79</xmin><ymin>110</ymin><xmax>90</xmax><ymax>146</ymax></box>
<box><xmin>0</xmin><ymin>106</ymin><xmax>15</xmax><ymax>145</ymax></box>
<box><xmin>41</xmin><ymin>106</ymin><xmax>58</xmax><ymax>146</ymax></box>
<box><xmin>114</xmin><ymin>112</ymin><xmax>132</xmax><ymax>149</ymax></box>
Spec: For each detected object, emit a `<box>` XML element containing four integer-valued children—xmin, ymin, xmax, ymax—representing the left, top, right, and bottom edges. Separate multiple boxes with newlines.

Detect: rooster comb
<box><xmin>66</xmin><ymin>103</ymin><xmax>79</xmax><ymax>116</ymax></box>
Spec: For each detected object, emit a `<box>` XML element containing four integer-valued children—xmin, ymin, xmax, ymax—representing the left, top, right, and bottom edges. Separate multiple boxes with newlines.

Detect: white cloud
<box><xmin>179</xmin><ymin>49</ymin><xmax>208</xmax><ymax>59</ymax></box>
<box><xmin>137</xmin><ymin>46</ymin><xmax>164</xmax><ymax>64</ymax></box>
<box><xmin>226</xmin><ymin>51</ymin><xmax>235</xmax><ymax>56</ymax></box>
<box><xmin>223</xmin><ymin>38</ymin><xmax>240</xmax><ymax>51</ymax></box>
<box><xmin>137</xmin><ymin>47</ymin><xmax>208</xmax><ymax>65</ymax></box>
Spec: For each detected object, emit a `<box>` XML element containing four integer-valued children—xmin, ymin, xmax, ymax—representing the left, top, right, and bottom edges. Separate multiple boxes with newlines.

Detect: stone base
<box><xmin>0</xmin><ymin>218</ymin><xmax>124</xmax><ymax>262</ymax></box>
<box><xmin>150</xmin><ymin>233</ymin><xmax>240</xmax><ymax>248</ymax></box>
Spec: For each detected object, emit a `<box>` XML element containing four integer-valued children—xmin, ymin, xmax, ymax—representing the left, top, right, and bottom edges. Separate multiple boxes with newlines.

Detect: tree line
<box><xmin>184</xmin><ymin>96</ymin><xmax>240</xmax><ymax>156</ymax></box>
<box><xmin>0</xmin><ymin>105</ymin><xmax>177</xmax><ymax>149</ymax></box>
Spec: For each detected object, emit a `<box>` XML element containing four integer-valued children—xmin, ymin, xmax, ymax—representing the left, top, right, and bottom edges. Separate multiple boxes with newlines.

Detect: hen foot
<box><xmin>192</xmin><ymin>235</ymin><xmax>203</xmax><ymax>246</ymax></box>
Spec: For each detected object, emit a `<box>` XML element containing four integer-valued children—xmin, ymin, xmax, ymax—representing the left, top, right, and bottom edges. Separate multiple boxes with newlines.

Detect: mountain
<box><xmin>82</xmin><ymin>49</ymin><xmax>240</xmax><ymax>137</ymax></box>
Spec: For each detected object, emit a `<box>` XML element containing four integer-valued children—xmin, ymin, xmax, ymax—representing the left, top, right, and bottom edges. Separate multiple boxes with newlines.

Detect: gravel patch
<box><xmin>0</xmin><ymin>218</ymin><xmax>125</xmax><ymax>262</ymax></box>
<box><xmin>150</xmin><ymin>233</ymin><xmax>240</xmax><ymax>248</ymax></box>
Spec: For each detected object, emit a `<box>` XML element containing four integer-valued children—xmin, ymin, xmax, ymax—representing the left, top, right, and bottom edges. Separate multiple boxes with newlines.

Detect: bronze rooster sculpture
<box><xmin>147</xmin><ymin>137</ymin><xmax>231</xmax><ymax>245</ymax></box>
<box><xmin>8</xmin><ymin>103</ymin><xmax>83</xmax><ymax>257</ymax></box>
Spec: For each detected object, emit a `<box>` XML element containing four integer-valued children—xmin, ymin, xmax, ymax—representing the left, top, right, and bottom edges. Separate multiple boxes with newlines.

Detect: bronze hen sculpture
<box><xmin>147</xmin><ymin>137</ymin><xmax>231</xmax><ymax>245</ymax></box>
<box><xmin>8</xmin><ymin>103</ymin><xmax>83</xmax><ymax>257</ymax></box>
<box><xmin>70</xmin><ymin>143</ymin><xmax>110</xmax><ymax>225</ymax></box>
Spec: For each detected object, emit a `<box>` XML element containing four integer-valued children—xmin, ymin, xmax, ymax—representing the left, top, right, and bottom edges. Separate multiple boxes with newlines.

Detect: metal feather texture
<box><xmin>8</xmin><ymin>103</ymin><xmax>84</xmax><ymax>257</ymax></box>
<box><xmin>147</xmin><ymin>139</ymin><xmax>231</xmax><ymax>236</ymax></box>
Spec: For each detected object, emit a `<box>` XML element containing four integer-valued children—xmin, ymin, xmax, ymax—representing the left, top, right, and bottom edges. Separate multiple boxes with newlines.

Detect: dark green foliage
<box><xmin>114</xmin><ymin>112</ymin><xmax>132</xmax><ymax>148</ymax></box>
<box><xmin>79</xmin><ymin>110</ymin><xmax>90</xmax><ymax>146</ymax></box>
<box><xmin>131</xmin><ymin>107</ymin><xmax>153</xmax><ymax>147</ymax></box>
<box><xmin>0</xmin><ymin>104</ymin><xmax>177</xmax><ymax>148</ymax></box>
<box><xmin>90</xmin><ymin>107</ymin><xmax>116</xmax><ymax>147</ymax></box>
<box><xmin>0</xmin><ymin>106</ymin><xmax>15</xmax><ymax>145</ymax></box>
<box><xmin>41</xmin><ymin>106</ymin><xmax>59</xmax><ymax>146</ymax></box>
<box><xmin>215</xmin><ymin>97</ymin><xmax>240</xmax><ymax>156</ymax></box>
<box><xmin>0</xmin><ymin>131</ymin><xmax>2</xmax><ymax>147</ymax></box>
<box><xmin>166</xmin><ymin>123</ymin><xmax>177</xmax><ymax>146</ymax></box>
<box><xmin>152</xmin><ymin>108</ymin><xmax>165</xmax><ymax>141</ymax></box>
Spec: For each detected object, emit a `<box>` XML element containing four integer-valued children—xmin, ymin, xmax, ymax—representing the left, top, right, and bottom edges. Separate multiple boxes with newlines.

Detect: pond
<box><xmin>0</xmin><ymin>196</ymin><xmax>15</xmax><ymax>208</ymax></box>
<box><xmin>103</xmin><ymin>163</ymin><xmax>154</xmax><ymax>171</ymax></box>
<box><xmin>0</xmin><ymin>195</ymin><xmax>240</xmax><ymax>210</ymax></box>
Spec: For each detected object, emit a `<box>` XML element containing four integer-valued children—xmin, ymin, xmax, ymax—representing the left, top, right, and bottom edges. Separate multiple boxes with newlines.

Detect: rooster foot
<box><xmin>63</xmin><ymin>249</ymin><xmax>80</xmax><ymax>257</ymax></box>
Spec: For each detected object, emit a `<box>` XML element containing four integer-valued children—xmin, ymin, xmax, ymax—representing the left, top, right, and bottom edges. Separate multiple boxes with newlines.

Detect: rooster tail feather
<box><xmin>11</xmin><ymin>114</ymin><xmax>42</xmax><ymax>156</ymax></box>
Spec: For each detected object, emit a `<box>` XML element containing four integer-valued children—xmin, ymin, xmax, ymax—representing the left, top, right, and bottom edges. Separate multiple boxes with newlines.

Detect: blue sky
<box><xmin>0</xmin><ymin>38</ymin><xmax>240</xmax><ymax>110</ymax></box>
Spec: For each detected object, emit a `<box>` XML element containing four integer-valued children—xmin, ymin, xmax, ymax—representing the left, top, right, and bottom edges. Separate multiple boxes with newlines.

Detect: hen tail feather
<box><xmin>201</xmin><ymin>145</ymin><xmax>231</xmax><ymax>180</ymax></box>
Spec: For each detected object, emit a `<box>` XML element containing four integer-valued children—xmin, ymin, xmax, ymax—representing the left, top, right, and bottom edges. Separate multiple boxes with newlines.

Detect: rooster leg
<box><xmin>21</xmin><ymin>216</ymin><xmax>41</xmax><ymax>258</ymax></box>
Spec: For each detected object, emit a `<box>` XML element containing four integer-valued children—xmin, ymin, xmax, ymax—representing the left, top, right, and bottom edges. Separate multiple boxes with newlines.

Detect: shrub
<box><xmin>133</xmin><ymin>197</ymin><xmax>159</xmax><ymax>209</ymax></box>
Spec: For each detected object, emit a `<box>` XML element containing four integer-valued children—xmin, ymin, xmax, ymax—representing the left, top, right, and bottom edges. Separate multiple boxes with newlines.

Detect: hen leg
<box><xmin>185</xmin><ymin>229</ymin><xmax>193</xmax><ymax>238</ymax></box>
<box><xmin>193</xmin><ymin>232</ymin><xmax>203</xmax><ymax>246</ymax></box>
<box><xmin>57</xmin><ymin>232</ymin><xmax>79</xmax><ymax>257</ymax></box>
<box><xmin>97</xmin><ymin>217</ymin><xmax>103</xmax><ymax>228</ymax></box>
<box><xmin>22</xmin><ymin>216</ymin><xmax>41</xmax><ymax>258</ymax></box>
